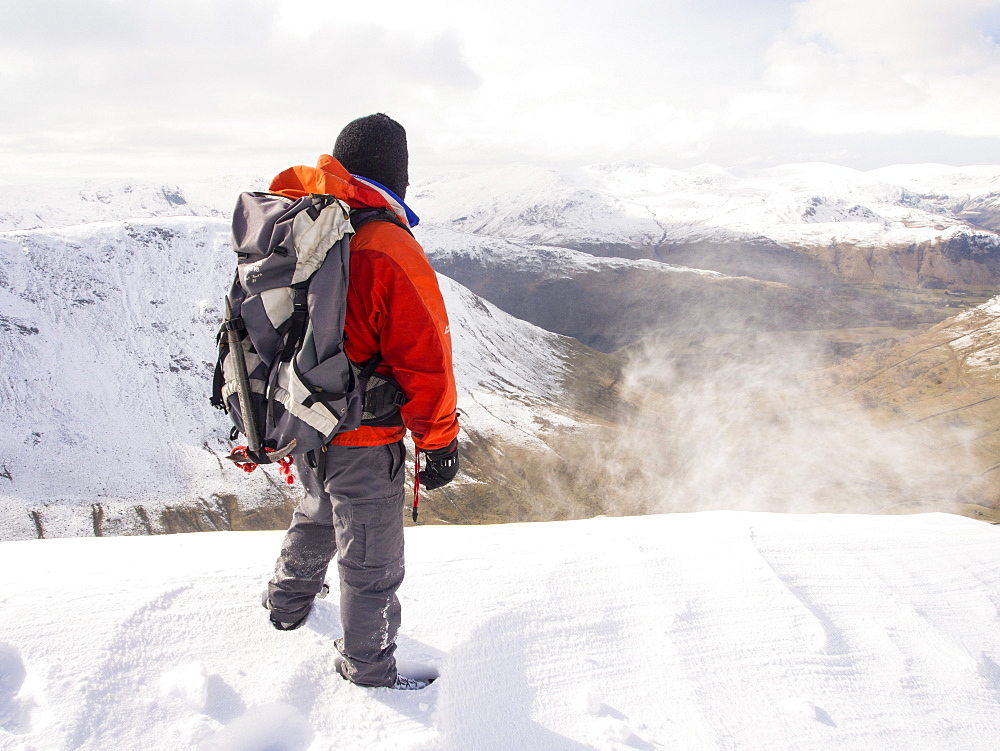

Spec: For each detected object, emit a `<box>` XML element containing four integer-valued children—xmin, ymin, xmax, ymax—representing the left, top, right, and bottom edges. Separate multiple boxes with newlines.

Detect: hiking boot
<box><xmin>270</xmin><ymin>616</ymin><xmax>306</xmax><ymax>631</ymax></box>
<box><xmin>392</xmin><ymin>675</ymin><xmax>434</xmax><ymax>690</ymax></box>
<box><xmin>333</xmin><ymin>655</ymin><xmax>434</xmax><ymax>690</ymax></box>
<box><xmin>260</xmin><ymin>590</ymin><xmax>308</xmax><ymax>631</ymax></box>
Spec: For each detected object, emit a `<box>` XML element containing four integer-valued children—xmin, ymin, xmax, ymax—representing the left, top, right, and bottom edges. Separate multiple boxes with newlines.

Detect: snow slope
<box><xmin>1</xmin><ymin>511</ymin><xmax>998</xmax><ymax>750</ymax></box>
<box><xmin>440</xmin><ymin>274</ymin><xmax>588</xmax><ymax>448</ymax></box>
<box><xmin>417</xmin><ymin>224</ymin><xmax>722</xmax><ymax>279</ymax></box>
<box><xmin>0</xmin><ymin>217</ymin><xmax>264</xmax><ymax>538</ymax></box>
<box><xmin>953</xmin><ymin>296</ymin><xmax>1000</xmax><ymax>372</ymax></box>
<box><xmin>0</xmin><ymin>215</ymin><xmax>587</xmax><ymax>538</ymax></box>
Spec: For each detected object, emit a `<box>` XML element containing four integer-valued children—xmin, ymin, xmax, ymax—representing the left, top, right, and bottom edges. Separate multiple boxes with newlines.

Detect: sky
<box><xmin>3</xmin><ymin>0</ymin><xmax>1000</xmax><ymax>183</ymax></box>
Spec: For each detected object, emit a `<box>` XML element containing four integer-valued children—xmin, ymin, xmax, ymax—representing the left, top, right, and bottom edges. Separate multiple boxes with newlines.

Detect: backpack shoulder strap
<box><xmin>350</xmin><ymin>207</ymin><xmax>414</xmax><ymax>237</ymax></box>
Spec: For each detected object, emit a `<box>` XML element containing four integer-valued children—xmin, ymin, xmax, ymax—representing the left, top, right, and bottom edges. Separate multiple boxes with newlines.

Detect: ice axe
<box><xmin>223</xmin><ymin>296</ymin><xmax>263</xmax><ymax>458</ymax></box>
<box><xmin>222</xmin><ymin>297</ymin><xmax>297</xmax><ymax>469</ymax></box>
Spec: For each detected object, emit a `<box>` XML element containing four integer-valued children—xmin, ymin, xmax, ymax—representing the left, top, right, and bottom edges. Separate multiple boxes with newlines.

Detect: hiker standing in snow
<box><xmin>263</xmin><ymin>114</ymin><xmax>460</xmax><ymax>689</ymax></box>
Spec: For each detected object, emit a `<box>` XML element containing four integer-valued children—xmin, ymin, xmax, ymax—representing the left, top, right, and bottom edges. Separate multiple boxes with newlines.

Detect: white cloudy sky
<box><xmin>3</xmin><ymin>0</ymin><xmax>1000</xmax><ymax>183</ymax></box>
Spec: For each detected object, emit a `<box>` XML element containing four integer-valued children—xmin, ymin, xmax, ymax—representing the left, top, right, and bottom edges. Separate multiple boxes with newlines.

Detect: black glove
<box><xmin>419</xmin><ymin>439</ymin><xmax>459</xmax><ymax>490</ymax></box>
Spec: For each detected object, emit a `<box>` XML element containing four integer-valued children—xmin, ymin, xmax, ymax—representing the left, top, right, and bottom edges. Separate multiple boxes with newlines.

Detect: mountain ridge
<box><xmin>4</xmin><ymin>163</ymin><xmax>998</xmax><ymax>537</ymax></box>
<box><xmin>0</xmin><ymin>214</ymin><xmax>623</xmax><ymax>539</ymax></box>
<box><xmin>415</xmin><ymin>161</ymin><xmax>1000</xmax><ymax>289</ymax></box>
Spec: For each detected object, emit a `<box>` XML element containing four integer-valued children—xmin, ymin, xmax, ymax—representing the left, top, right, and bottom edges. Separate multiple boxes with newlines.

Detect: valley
<box><xmin>2</xmin><ymin>161</ymin><xmax>1000</xmax><ymax>539</ymax></box>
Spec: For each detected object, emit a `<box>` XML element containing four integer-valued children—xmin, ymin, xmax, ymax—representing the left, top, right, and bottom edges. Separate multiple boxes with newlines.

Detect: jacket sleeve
<box><xmin>350</xmin><ymin>223</ymin><xmax>460</xmax><ymax>450</ymax></box>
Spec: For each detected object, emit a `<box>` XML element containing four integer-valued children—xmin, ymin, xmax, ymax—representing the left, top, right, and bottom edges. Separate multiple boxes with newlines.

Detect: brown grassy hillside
<box><xmin>818</xmin><ymin>300</ymin><xmax>1000</xmax><ymax>520</ymax></box>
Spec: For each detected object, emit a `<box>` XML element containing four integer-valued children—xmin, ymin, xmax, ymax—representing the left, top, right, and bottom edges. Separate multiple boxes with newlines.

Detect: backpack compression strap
<box><xmin>279</xmin><ymin>283</ymin><xmax>310</xmax><ymax>363</ymax></box>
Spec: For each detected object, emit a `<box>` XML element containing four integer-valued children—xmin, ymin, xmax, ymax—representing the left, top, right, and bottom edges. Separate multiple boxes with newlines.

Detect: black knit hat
<box><xmin>332</xmin><ymin>113</ymin><xmax>409</xmax><ymax>200</ymax></box>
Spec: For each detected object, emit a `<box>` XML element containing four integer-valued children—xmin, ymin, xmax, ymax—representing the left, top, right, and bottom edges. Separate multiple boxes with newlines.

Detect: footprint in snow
<box><xmin>579</xmin><ymin>689</ymin><xmax>657</xmax><ymax>749</ymax></box>
<box><xmin>780</xmin><ymin>697</ymin><xmax>836</xmax><ymax>727</ymax></box>
<box><xmin>158</xmin><ymin>661</ymin><xmax>246</xmax><ymax>724</ymax></box>
<box><xmin>0</xmin><ymin>642</ymin><xmax>40</xmax><ymax>735</ymax></box>
<box><xmin>196</xmin><ymin>702</ymin><xmax>313</xmax><ymax>751</ymax></box>
<box><xmin>159</xmin><ymin>661</ymin><xmax>210</xmax><ymax>713</ymax></box>
<box><xmin>978</xmin><ymin>652</ymin><xmax>1000</xmax><ymax>695</ymax></box>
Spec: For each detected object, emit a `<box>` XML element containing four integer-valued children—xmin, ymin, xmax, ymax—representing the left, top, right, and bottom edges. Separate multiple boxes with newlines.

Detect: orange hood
<box><xmin>269</xmin><ymin>155</ymin><xmax>407</xmax><ymax>224</ymax></box>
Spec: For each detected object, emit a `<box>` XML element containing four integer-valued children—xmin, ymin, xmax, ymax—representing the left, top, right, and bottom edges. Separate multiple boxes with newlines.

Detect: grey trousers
<box><xmin>267</xmin><ymin>441</ymin><xmax>407</xmax><ymax>687</ymax></box>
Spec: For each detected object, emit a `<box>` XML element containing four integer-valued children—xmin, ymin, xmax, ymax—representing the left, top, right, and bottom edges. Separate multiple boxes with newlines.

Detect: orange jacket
<box><xmin>269</xmin><ymin>156</ymin><xmax>459</xmax><ymax>451</ymax></box>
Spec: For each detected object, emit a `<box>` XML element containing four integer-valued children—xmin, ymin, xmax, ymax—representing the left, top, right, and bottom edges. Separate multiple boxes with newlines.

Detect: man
<box><xmin>262</xmin><ymin>114</ymin><xmax>460</xmax><ymax>690</ymax></box>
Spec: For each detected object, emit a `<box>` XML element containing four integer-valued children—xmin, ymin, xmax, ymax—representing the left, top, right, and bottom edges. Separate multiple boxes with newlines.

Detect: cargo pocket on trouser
<box><xmin>333</xmin><ymin>497</ymin><xmax>404</xmax><ymax>584</ymax></box>
<box><xmin>357</xmin><ymin>499</ymin><xmax>404</xmax><ymax>573</ymax></box>
<box><xmin>347</xmin><ymin>443</ymin><xmax>405</xmax><ymax>572</ymax></box>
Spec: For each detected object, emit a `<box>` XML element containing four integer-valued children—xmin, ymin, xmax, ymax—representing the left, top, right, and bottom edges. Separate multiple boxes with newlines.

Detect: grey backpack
<box><xmin>211</xmin><ymin>192</ymin><xmax>405</xmax><ymax>466</ymax></box>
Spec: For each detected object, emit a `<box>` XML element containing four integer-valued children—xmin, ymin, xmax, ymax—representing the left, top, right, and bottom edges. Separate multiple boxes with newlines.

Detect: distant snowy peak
<box><xmin>8</xmin><ymin>161</ymin><xmax>999</xmax><ymax>247</ymax></box>
<box><xmin>800</xmin><ymin>196</ymin><xmax>885</xmax><ymax>225</ymax></box>
<box><xmin>868</xmin><ymin>164</ymin><xmax>1000</xmax><ymax>232</ymax></box>
<box><xmin>412</xmin><ymin>165</ymin><xmax>666</xmax><ymax>248</ymax></box>
<box><xmin>414</xmin><ymin>161</ymin><xmax>998</xmax><ymax>251</ymax></box>
<box><xmin>0</xmin><ymin>175</ymin><xmax>266</xmax><ymax>231</ymax></box>
<box><xmin>582</xmin><ymin>160</ymin><xmax>735</xmax><ymax>193</ymax></box>
<box><xmin>868</xmin><ymin>164</ymin><xmax>1000</xmax><ymax>199</ymax></box>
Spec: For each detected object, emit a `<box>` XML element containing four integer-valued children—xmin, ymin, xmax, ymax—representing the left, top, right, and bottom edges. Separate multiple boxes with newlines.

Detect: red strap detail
<box><xmin>230</xmin><ymin>447</ymin><xmax>295</xmax><ymax>485</ymax></box>
<box><xmin>276</xmin><ymin>454</ymin><xmax>295</xmax><ymax>485</ymax></box>
<box><xmin>230</xmin><ymin>446</ymin><xmax>258</xmax><ymax>473</ymax></box>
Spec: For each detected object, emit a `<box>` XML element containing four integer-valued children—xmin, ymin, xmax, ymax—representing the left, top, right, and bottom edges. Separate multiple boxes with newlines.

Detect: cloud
<box><xmin>0</xmin><ymin>1</ymin><xmax>482</xmax><ymax>181</ymax></box>
<box><xmin>401</xmin><ymin>0</ymin><xmax>1000</xmax><ymax>169</ymax></box>
<box><xmin>791</xmin><ymin>0</ymin><xmax>998</xmax><ymax>71</ymax></box>
<box><xmin>3</xmin><ymin>0</ymin><xmax>1000</xmax><ymax>181</ymax></box>
<box><xmin>729</xmin><ymin>0</ymin><xmax>1000</xmax><ymax>137</ymax></box>
<box><xmin>0</xmin><ymin>0</ymin><xmax>276</xmax><ymax>48</ymax></box>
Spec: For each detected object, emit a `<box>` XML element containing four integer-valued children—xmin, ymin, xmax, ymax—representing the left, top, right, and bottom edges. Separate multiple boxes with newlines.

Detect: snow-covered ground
<box><xmin>0</xmin><ymin>511</ymin><xmax>997</xmax><ymax>750</ymax></box>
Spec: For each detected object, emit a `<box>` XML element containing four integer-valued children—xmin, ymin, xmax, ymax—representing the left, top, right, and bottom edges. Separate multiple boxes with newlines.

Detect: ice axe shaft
<box><xmin>225</xmin><ymin>296</ymin><xmax>262</xmax><ymax>458</ymax></box>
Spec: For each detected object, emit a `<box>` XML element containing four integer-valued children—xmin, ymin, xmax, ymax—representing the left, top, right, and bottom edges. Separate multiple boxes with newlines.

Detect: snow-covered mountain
<box><xmin>4</xmin><ymin>162</ymin><xmax>999</xmax><ymax>539</ymax></box>
<box><xmin>0</xmin><ymin>211</ymin><xmax>617</xmax><ymax>539</ymax></box>
<box><xmin>1</xmin><ymin>511</ymin><xmax>998</xmax><ymax>749</ymax></box>
<box><xmin>0</xmin><ymin>217</ymin><xmax>235</xmax><ymax>539</ymax></box>
<box><xmin>417</xmin><ymin>224</ymin><xmax>917</xmax><ymax>351</ymax></box>
<box><xmin>414</xmin><ymin>162</ymin><xmax>1000</xmax><ymax>289</ymax></box>
<box><xmin>869</xmin><ymin>164</ymin><xmax>1000</xmax><ymax>231</ymax></box>
<box><xmin>0</xmin><ymin>176</ymin><xmax>265</xmax><ymax>232</ymax></box>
